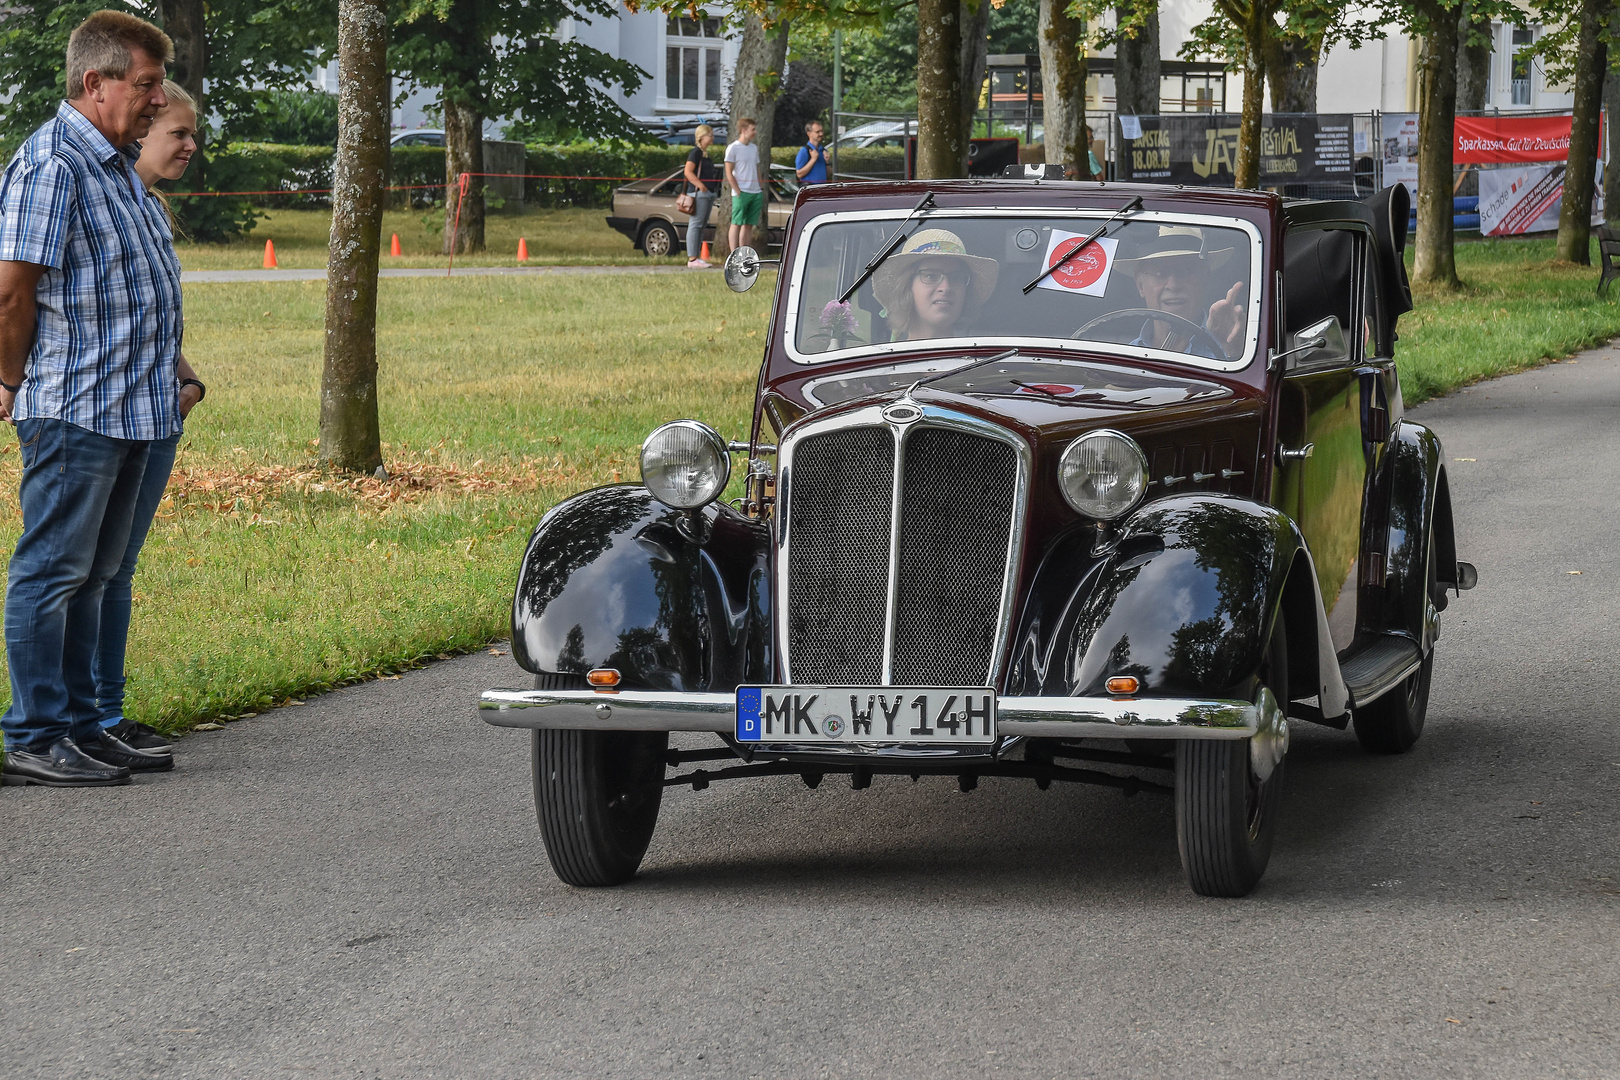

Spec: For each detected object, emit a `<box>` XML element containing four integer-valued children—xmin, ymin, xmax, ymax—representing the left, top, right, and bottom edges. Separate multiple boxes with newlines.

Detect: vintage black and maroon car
<box><xmin>480</xmin><ymin>172</ymin><xmax>1476</xmax><ymax>897</ymax></box>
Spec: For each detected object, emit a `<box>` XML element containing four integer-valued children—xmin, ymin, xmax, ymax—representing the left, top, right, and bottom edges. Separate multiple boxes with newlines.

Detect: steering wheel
<box><xmin>1072</xmin><ymin>307</ymin><xmax>1228</xmax><ymax>360</ymax></box>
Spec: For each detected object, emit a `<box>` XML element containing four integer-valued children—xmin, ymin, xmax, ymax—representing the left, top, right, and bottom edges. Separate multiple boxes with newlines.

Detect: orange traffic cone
<box><xmin>262</xmin><ymin>239</ymin><xmax>277</xmax><ymax>269</ymax></box>
<box><xmin>517</xmin><ymin>237</ymin><xmax>529</xmax><ymax>261</ymax></box>
<box><xmin>701</xmin><ymin>240</ymin><xmax>711</xmax><ymax>262</ymax></box>
<box><xmin>390</xmin><ymin>233</ymin><xmax>401</xmax><ymax>257</ymax></box>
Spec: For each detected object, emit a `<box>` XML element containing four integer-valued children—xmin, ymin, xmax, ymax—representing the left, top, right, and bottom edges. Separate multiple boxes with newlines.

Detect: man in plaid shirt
<box><xmin>0</xmin><ymin>11</ymin><xmax>181</xmax><ymax>785</ymax></box>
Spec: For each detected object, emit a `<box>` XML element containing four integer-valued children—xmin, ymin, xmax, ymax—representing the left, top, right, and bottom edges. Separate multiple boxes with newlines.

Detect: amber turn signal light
<box><xmin>586</xmin><ymin>668</ymin><xmax>621</xmax><ymax>687</ymax></box>
<box><xmin>1106</xmin><ymin>676</ymin><xmax>1139</xmax><ymax>696</ymax></box>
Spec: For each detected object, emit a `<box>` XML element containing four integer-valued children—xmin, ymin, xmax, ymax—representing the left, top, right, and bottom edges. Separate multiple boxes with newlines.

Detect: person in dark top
<box><xmin>683</xmin><ymin>124</ymin><xmax>722</xmax><ymax>268</ymax></box>
<box><xmin>795</xmin><ymin>120</ymin><xmax>828</xmax><ymax>185</ymax></box>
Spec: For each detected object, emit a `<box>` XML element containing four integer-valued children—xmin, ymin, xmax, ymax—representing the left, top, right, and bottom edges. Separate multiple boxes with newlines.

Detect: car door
<box><xmin>1274</xmin><ymin>223</ymin><xmax>1377</xmax><ymax>653</ymax></box>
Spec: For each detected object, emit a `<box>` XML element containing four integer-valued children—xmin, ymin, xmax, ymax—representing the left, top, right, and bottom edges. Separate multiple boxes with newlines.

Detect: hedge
<box><xmin>191</xmin><ymin>142</ymin><xmax>913</xmax><ymax>213</ymax></box>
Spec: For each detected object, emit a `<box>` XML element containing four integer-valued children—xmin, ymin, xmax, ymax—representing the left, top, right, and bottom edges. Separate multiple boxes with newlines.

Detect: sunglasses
<box><xmin>914</xmin><ymin>267</ymin><xmax>971</xmax><ymax>287</ymax></box>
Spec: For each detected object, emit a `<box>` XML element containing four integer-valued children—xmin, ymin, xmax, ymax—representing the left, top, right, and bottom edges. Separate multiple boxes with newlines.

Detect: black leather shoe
<box><xmin>109</xmin><ymin>719</ymin><xmax>172</xmax><ymax>754</ymax></box>
<box><xmin>78</xmin><ymin>729</ymin><xmax>174</xmax><ymax>772</ymax></box>
<box><xmin>1</xmin><ymin>736</ymin><xmax>132</xmax><ymax>786</ymax></box>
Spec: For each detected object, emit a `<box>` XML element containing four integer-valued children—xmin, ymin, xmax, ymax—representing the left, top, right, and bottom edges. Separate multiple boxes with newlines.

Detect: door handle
<box><xmin>1277</xmin><ymin>442</ymin><xmax>1314</xmax><ymax>462</ymax></box>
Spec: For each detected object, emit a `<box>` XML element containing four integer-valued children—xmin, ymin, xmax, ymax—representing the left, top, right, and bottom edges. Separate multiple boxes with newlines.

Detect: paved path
<box><xmin>4</xmin><ymin>348</ymin><xmax>1619</xmax><ymax>1078</ymax></box>
<box><xmin>183</xmin><ymin>264</ymin><xmax>695</xmax><ymax>283</ymax></box>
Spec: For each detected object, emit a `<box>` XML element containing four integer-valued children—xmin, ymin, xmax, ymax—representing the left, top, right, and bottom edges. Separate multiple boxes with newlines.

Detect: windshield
<box><xmin>789</xmin><ymin>212</ymin><xmax>1260</xmax><ymax>370</ymax></box>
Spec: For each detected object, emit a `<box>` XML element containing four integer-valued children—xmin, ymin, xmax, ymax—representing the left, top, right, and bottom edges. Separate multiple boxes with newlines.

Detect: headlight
<box><xmin>1058</xmin><ymin>430</ymin><xmax>1149</xmax><ymax>520</ymax></box>
<box><xmin>640</xmin><ymin>420</ymin><xmax>731</xmax><ymax>509</ymax></box>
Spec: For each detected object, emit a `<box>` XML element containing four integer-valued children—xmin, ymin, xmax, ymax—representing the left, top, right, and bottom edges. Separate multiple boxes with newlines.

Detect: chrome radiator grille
<box><xmin>785</xmin><ymin>428</ymin><xmax>894</xmax><ymax>684</ymax></box>
<box><xmin>891</xmin><ymin>428</ymin><xmax>1018</xmax><ymax>684</ymax></box>
<box><xmin>782</xmin><ymin>416</ymin><xmax>1023</xmax><ymax>687</ymax></box>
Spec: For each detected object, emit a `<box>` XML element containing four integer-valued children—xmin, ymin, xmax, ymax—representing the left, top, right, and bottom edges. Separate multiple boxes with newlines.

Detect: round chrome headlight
<box><xmin>1058</xmin><ymin>430</ymin><xmax>1149</xmax><ymax>520</ymax></box>
<box><xmin>640</xmin><ymin>420</ymin><xmax>731</xmax><ymax>509</ymax></box>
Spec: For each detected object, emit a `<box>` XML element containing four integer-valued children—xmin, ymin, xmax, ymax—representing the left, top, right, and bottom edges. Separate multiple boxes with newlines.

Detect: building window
<box><xmin>1511</xmin><ymin>26</ymin><xmax>1534</xmax><ymax>105</ymax></box>
<box><xmin>666</xmin><ymin>17</ymin><xmax>722</xmax><ymax>103</ymax></box>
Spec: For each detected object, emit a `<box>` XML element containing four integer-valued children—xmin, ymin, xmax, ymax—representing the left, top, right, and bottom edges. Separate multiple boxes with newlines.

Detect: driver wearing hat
<box><xmin>1117</xmin><ymin>226</ymin><xmax>1246</xmax><ymax>359</ymax></box>
<box><xmin>872</xmin><ymin>229</ymin><xmax>999</xmax><ymax>341</ymax></box>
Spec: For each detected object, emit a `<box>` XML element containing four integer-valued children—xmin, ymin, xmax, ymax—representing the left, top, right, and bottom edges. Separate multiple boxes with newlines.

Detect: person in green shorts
<box><xmin>724</xmin><ymin>117</ymin><xmax>763</xmax><ymax>251</ymax></box>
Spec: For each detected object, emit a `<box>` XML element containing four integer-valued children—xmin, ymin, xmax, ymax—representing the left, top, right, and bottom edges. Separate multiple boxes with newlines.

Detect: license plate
<box><xmin>735</xmin><ymin>687</ymin><xmax>997</xmax><ymax>745</ymax></box>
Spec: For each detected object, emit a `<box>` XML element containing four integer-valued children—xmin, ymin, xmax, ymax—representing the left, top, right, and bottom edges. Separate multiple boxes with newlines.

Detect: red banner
<box><xmin>1454</xmin><ymin>114</ymin><xmax>1575</xmax><ymax>164</ymax></box>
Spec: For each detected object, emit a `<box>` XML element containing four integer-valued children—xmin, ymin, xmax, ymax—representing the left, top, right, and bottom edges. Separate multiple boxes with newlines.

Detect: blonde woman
<box><xmin>93</xmin><ymin>79</ymin><xmax>207</xmax><ymax>752</ymax></box>
<box><xmin>683</xmin><ymin>124</ymin><xmax>721</xmax><ymax>268</ymax></box>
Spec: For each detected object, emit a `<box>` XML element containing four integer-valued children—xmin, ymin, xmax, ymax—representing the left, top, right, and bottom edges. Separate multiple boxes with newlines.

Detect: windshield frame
<box><xmin>782</xmin><ymin>207</ymin><xmax>1266</xmax><ymax>373</ymax></box>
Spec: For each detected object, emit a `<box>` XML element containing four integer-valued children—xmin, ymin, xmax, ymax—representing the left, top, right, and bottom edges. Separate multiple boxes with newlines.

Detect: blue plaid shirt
<box><xmin>0</xmin><ymin>101</ymin><xmax>183</xmax><ymax>441</ymax></box>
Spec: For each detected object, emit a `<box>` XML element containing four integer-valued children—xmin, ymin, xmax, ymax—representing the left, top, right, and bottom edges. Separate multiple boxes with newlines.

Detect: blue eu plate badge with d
<box><xmin>736</xmin><ymin>687</ymin><xmax>763</xmax><ymax>740</ymax></box>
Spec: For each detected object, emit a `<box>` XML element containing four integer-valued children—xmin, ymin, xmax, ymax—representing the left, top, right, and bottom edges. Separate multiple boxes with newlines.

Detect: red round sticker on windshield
<box><xmin>1048</xmin><ymin>238</ymin><xmax>1109</xmax><ymax>289</ymax></box>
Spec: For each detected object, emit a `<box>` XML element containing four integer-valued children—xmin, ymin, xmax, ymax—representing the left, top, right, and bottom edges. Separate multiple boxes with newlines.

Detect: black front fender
<box><xmin>1010</xmin><ymin>494</ymin><xmax>1348</xmax><ymax>714</ymax></box>
<box><xmin>510</xmin><ymin>486</ymin><xmax>771</xmax><ymax>691</ymax></box>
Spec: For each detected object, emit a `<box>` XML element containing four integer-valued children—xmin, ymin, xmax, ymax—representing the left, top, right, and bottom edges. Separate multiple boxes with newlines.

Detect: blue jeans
<box><xmin>2</xmin><ymin>419</ymin><xmax>151</xmax><ymax>752</ymax></box>
<box><xmin>95</xmin><ymin>433</ymin><xmax>179</xmax><ymax>727</ymax></box>
<box><xmin>686</xmin><ymin>192</ymin><xmax>716</xmax><ymax>257</ymax></box>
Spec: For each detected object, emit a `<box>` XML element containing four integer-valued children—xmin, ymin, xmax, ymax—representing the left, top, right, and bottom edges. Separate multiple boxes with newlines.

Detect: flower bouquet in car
<box><xmin>806</xmin><ymin>299</ymin><xmax>863</xmax><ymax>352</ymax></box>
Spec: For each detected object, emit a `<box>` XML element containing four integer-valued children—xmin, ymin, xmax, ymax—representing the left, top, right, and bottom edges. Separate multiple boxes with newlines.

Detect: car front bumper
<box><xmin>477</xmin><ymin>689</ymin><xmax>1258</xmax><ymax>741</ymax></box>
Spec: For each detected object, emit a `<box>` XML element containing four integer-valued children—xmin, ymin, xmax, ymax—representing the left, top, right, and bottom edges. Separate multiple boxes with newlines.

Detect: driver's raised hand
<box><xmin>1206</xmin><ymin>281</ymin><xmax>1246</xmax><ymax>353</ymax></box>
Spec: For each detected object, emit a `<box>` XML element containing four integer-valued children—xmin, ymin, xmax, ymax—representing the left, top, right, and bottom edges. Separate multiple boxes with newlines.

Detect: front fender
<box><xmin>1015</xmin><ymin>494</ymin><xmax>1349</xmax><ymax>716</ymax></box>
<box><xmin>510</xmin><ymin>485</ymin><xmax>771</xmax><ymax>691</ymax></box>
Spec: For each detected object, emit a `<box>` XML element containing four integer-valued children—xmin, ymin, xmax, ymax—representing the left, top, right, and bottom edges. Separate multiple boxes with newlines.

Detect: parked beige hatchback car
<box><xmin>606</xmin><ymin>165</ymin><xmax>799</xmax><ymax>257</ymax></box>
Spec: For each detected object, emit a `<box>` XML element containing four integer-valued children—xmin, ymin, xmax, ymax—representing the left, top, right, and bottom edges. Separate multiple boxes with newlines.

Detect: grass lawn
<box><xmin>177</xmin><ymin>206</ymin><xmax>685</xmax><ymax>271</ymax></box>
<box><xmin>0</xmin><ymin>235</ymin><xmax>1615</xmax><ymax>737</ymax></box>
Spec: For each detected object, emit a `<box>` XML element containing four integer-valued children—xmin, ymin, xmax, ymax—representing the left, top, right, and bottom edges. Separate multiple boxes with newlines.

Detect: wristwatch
<box><xmin>180</xmin><ymin>377</ymin><xmax>206</xmax><ymax>401</ymax></box>
<box><xmin>0</xmin><ymin>378</ymin><xmax>20</xmax><ymax>393</ymax></box>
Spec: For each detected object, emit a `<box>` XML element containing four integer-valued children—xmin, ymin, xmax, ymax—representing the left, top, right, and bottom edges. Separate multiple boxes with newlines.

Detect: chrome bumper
<box><xmin>477</xmin><ymin>689</ymin><xmax>1257</xmax><ymax>741</ymax></box>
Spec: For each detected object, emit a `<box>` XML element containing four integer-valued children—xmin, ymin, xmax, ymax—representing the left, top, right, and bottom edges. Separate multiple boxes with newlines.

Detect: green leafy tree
<box><xmin>391</xmin><ymin>0</ymin><xmax>647</xmax><ymax>254</ymax></box>
<box><xmin>0</xmin><ymin>0</ymin><xmax>336</xmax><ymax>239</ymax></box>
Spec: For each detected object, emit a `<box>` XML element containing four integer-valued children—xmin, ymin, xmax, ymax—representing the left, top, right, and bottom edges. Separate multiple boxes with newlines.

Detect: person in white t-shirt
<box><xmin>723</xmin><ymin>118</ymin><xmax>763</xmax><ymax>253</ymax></box>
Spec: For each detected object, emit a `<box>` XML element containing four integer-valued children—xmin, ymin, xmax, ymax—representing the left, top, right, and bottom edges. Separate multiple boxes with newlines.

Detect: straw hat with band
<box><xmin>871</xmin><ymin>229</ymin><xmax>1000</xmax><ymax>312</ymax></box>
<box><xmin>1115</xmin><ymin>225</ymin><xmax>1236</xmax><ymax>276</ymax></box>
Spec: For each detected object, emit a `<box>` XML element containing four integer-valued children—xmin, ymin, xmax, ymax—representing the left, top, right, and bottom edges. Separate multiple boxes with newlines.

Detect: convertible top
<box><xmin>1283</xmin><ymin>186</ymin><xmax>1413</xmax><ymax>354</ymax></box>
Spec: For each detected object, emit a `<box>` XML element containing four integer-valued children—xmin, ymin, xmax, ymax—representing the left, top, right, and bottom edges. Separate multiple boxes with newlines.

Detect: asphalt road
<box><xmin>4</xmin><ymin>346</ymin><xmax>1619</xmax><ymax>1079</ymax></box>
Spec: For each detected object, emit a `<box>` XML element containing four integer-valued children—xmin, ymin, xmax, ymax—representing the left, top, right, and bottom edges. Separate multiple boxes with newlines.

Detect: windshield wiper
<box><xmin>1021</xmin><ymin>195</ymin><xmax>1144</xmax><ymax>294</ymax></box>
<box><xmin>906</xmin><ymin>348</ymin><xmax>1020</xmax><ymax>395</ymax></box>
<box><xmin>838</xmin><ymin>190</ymin><xmax>936</xmax><ymax>304</ymax></box>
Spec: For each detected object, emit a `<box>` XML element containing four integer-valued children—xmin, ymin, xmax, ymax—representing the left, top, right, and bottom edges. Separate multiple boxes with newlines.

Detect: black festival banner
<box><xmin>1116</xmin><ymin>113</ymin><xmax>1355</xmax><ymax>187</ymax></box>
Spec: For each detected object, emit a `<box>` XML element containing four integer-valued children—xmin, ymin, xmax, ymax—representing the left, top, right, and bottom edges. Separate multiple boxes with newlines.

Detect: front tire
<box><xmin>1176</xmin><ymin>614</ymin><xmax>1288</xmax><ymax>897</ymax></box>
<box><xmin>532</xmin><ymin>727</ymin><xmax>668</xmax><ymax>887</ymax></box>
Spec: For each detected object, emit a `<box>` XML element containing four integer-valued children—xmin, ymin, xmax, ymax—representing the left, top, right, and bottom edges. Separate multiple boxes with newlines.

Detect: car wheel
<box><xmin>641</xmin><ymin>220</ymin><xmax>678</xmax><ymax>258</ymax></box>
<box><xmin>531</xmin><ymin>676</ymin><xmax>667</xmax><ymax>886</ymax></box>
<box><xmin>1353</xmin><ymin>531</ymin><xmax>1437</xmax><ymax>754</ymax></box>
<box><xmin>1176</xmin><ymin>613</ymin><xmax>1288</xmax><ymax>898</ymax></box>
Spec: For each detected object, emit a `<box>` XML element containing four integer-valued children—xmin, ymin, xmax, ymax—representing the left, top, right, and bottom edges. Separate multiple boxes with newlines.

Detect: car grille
<box><xmin>786</xmin><ymin>428</ymin><xmax>894</xmax><ymax>684</ymax></box>
<box><xmin>784</xmin><ymin>421</ymin><xmax>1020</xmax><ymax>687</ymax></box>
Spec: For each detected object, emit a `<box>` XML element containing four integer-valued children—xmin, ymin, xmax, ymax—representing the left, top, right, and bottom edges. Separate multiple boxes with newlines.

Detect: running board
<box><xmin>1340</xmin><ymin>636</ymin><xmax>1423</xmax><ymax>708</ymax></box>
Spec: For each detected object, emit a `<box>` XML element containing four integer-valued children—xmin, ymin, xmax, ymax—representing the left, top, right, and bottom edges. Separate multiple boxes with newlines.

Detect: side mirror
<box><xmin>724</xmin><ymin>245</ymin><xmax>779</xmax><ymax>292</ymax></box>
<box><xmin>1276</xmin><ymin>316</ymin><xmax>1348</xmax><ymax>370</ymax></box>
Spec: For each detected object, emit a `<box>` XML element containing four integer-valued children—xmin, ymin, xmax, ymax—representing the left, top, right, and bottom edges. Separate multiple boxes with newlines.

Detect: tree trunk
<box><xmin>1113</xmin><ymin>2</ymin><xmax>1160</xmax><ymax>116</ymax></box>
<box><xmin>156</xmin><ymin>0</ymin><xmax>205</xmax><ymax>110</ymax></box>
<box><xmin>320</xmin><ymin>0</ymin><xmax>389</xmax><ymax>475</ymax></box>
<box><xmin>724</xmin><ymin>13</ymin><xmax>789</xmax><ymax>257</ymax></box>
<box><xmin>1413</xmin><ymin>2</ymin><xmax>1461</xmax><ymax>288</ymax></box>
<box><xmin>960</xmin><ymin>0</ymin><xmax>990</xmax><ymax>155</ymax></box>
<box><xmin>1556</xmin><ymin>0</ymin><xmax>1609</xmax><ymax>263</ymax></box>
<box><xmin>1605</xmin><ymin>12</ymin><xmax>1620</xmax><ymax>221</ymax></box>
<box><xmin>1234</xmin><ymin>23</ymin><xmax>1264</xmax><ymax>189</ymax></box>
<box><xmin>917</xmin><ymin>0</ymin><xmax>964</xmax><ymax>178</ymax></box>
<box><xmin>1455</xmin><ymin>6</ymin><xmax>1493</xmax><ymax>114</ymax></box>
<box><xmin>1265</xmin><ymin>34</ymin><xmax>1318</xmax><ymax>113</ymax></box>
<box><xmin>443</xmin><ymin>94</ymin><xmax>485</xmax><ymax>255</ymax></box>
<box><xmin>1038</xmin><ymin>0</ymin><xmax>1087</xmax><ymax>179</ymax></box>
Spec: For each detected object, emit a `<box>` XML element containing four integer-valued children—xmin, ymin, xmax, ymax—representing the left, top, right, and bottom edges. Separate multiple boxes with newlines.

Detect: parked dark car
<box><xmin>606</xmin><ymin>166</ymin><xmax>798</xmax><ymax>257</ymax></box>
<box><xmin>483</xmin><ymin>175</ymin><xmax>1475</xmax><ymax>897</ymax></box>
